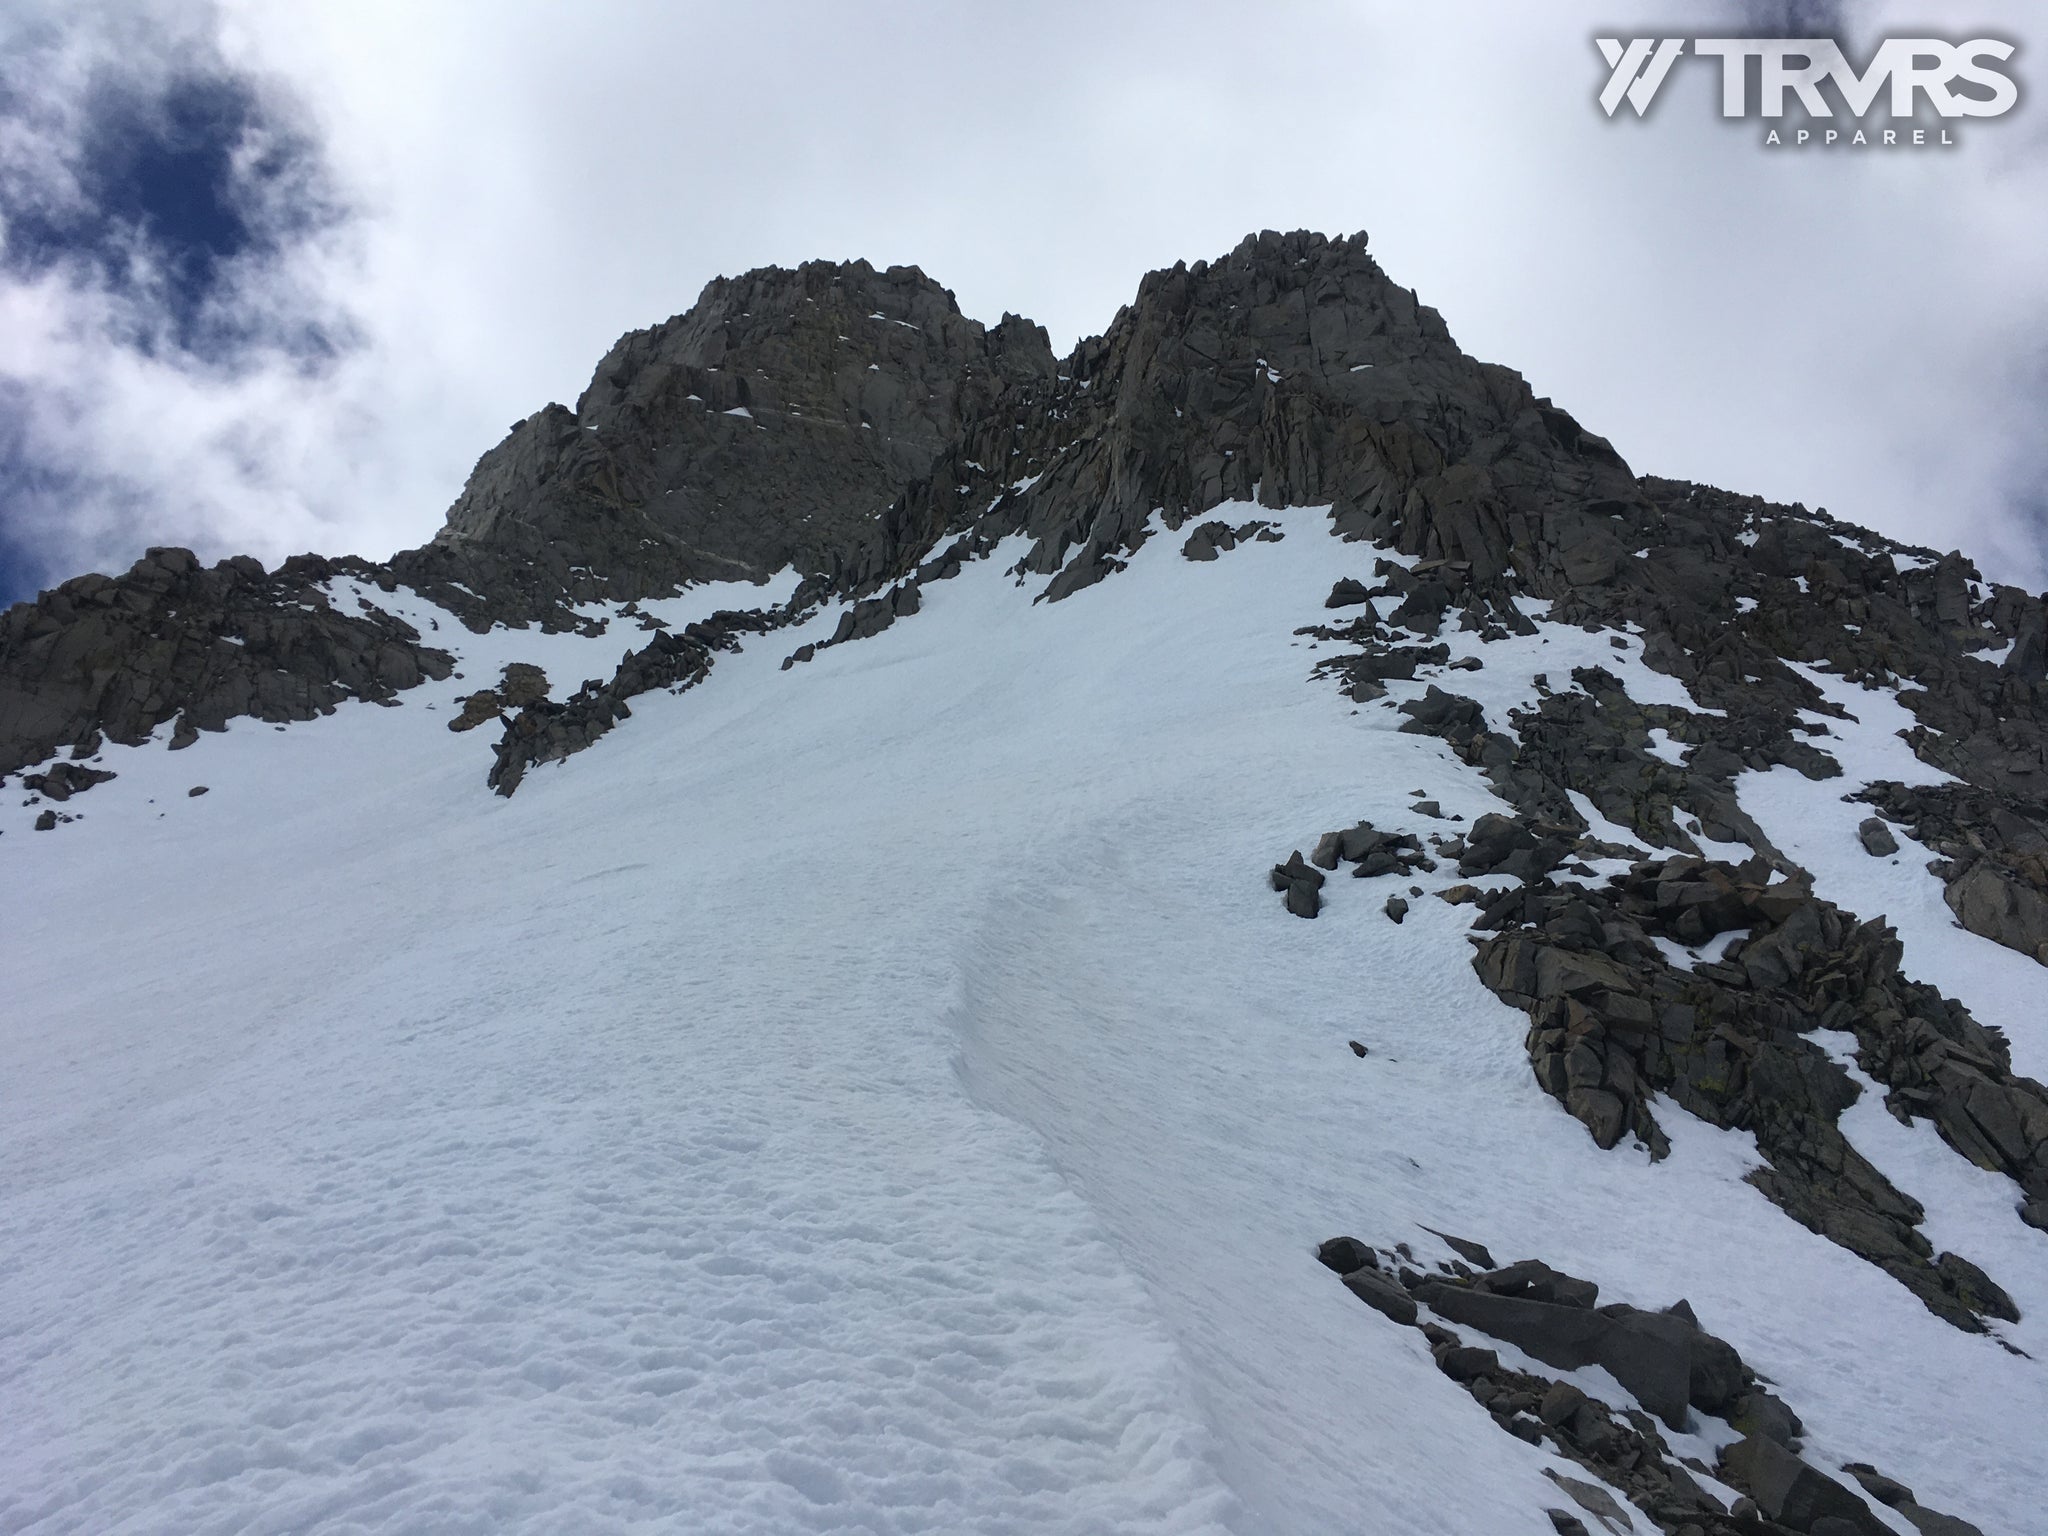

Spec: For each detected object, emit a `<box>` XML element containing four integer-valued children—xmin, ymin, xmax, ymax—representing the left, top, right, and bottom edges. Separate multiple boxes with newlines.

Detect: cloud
<box><xmin>0</xmin><ymin>0</ymin><xmax>2042</xmax><ymax>608</ymax></box>
<box><xmin>0</xmin><ymin>17</ymin><xmax>347</xmax><ymax>361</ymax></box>
<box><xmin>0</xmin><ymin>0</ymin><xmax>372</xmax><ymax>600</ymax></box>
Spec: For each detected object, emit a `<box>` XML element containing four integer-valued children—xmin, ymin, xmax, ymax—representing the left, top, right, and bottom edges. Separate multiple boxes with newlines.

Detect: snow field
<box><xmin>3</xmin><ymin>507</ymin><xmax>2043</xmax><ymax>1533</ymax></box>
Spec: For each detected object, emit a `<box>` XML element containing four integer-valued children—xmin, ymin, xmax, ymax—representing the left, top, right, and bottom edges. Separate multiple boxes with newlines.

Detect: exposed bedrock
<box><xmin>1470</xmin><ymin>856</ymin><xmax>2043</xmax><ymax>1331</ymax></box>
<box><xmin>1316</xmin><ymin>1237</ymin><xmax>1988</xmax><ymax>1536</ymax></box>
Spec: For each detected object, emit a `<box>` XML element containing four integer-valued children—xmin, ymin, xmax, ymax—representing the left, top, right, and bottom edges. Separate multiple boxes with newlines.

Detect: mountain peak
<box><xmin>6</xmin><ymin>232</ymin><xmax>2048</xmax><ymax>1536</ymax></box>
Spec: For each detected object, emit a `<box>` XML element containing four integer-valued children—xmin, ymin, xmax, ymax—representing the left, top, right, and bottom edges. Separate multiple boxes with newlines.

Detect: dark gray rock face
<box><xmin>416</xmin><ymin>259</ymin><xmax>1056</xmax><ymax>621</ymax></box>
<box><xmin>0</xmin><ymin>547</ymin><xmax>454</xmax><ymax>777</ymax></box>
<box><xmin>11</xmin><ymin>228</ymin><xmax>2046</xmax><ymax>827</ymax></box>
<box><xmin>1</xmin><ymin>226</ymin><xmax>2036</xmax><ymax>1533</ymax></box>
<box><xmin>874</xmin><ymin>228</ymin><xmax>1645</xmax><ymax>613</ymax></box>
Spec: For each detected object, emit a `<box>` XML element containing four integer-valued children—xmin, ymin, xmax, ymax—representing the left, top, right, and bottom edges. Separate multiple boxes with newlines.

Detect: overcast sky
<box><xmin>1</xmin><ymin>0</ymin><xmax>2043</xmax><ymax>606</ymax></box>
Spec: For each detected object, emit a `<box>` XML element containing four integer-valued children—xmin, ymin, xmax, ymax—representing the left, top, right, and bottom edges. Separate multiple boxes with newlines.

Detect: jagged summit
<box><xmin>430</xmin><ymin>258</ymin><xmax>1056</xmax><ymax>601</ymax></box>
<box><xmin>877</xmin><ymin>227</ymin><xmax>1642</xmax><ymax>604</ymax></box>
<box><xmin>0</xmin><ymin>232</ymin><xmax>1612</xmax><ymax>769</ymax></box>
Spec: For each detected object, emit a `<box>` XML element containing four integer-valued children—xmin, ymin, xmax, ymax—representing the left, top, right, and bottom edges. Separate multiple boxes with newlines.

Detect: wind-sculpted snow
<box><xmin>3</xmin><ymin>510</ymin><xmax>2043</xmax><ymax>1533</ymax></box>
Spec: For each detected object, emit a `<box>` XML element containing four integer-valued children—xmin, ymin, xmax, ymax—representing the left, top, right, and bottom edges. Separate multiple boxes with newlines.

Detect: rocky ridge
<box><xmin>0</xmin><ymin>258</ymin><xmax>1052</xmax><ymax>779</ymax></box>
<box><xmin>11</xmin><ymin>232</ymin><xmax>2042</xmax><ymax>830</ymax></box>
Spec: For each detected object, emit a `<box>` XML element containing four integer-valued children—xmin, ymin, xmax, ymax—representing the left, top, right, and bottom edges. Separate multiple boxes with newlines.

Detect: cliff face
<box><xmin>876</xmin><ymin>227</ymin><xmax>1643</xmax><ymax>599</ymax></box>
<box><xmin>421</xmin><ymin>258</ymin><xmax>1056</xmax><ymax>605</ymax></box>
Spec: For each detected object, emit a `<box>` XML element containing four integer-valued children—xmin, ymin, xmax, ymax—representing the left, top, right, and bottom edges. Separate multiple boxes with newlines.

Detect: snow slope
<box><xmin>3</xmin><ymin>507</ymin><xmax>2042</xmax><ymax>1534</ymax></box>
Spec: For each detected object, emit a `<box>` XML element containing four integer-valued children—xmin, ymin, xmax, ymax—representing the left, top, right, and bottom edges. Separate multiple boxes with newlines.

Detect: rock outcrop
<box><xmin>1469</xmin><ymin>854</ymin><xmax>2040</xmax><ymax>1331</ymax></box>
<box><xmin>0</xmin><ymin>547</ymin><xmax>453</xmax><ymax>777</ymax></box>
<box><xmin>1317</xmin><ymin>1236</ymin><xmax>1988</xmax><ymax>1536</ymax></box>
<box><xmin>1857</xmin><ymin>781</ymin><xmax>2048</xmax><ymax>963</ymax></box>
<box><xmin>409</xmin><ymin>258</ymin><xmax>1057</xmax><ymax>624</ymax></box>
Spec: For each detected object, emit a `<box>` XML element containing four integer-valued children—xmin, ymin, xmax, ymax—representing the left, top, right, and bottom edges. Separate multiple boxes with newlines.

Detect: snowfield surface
<box><xmin>4</xmin><ymin>507</ymin><xmax>2043</xmax><ymax>1534</ymax></box>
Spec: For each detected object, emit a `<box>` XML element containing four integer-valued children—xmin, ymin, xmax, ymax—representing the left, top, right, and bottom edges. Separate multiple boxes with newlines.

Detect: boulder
<box><xmin>1469</xmin><ymin>1260</ymin><xmax>1598</xmax><ymax>1309</ymax></box>
<box><xmin>1181</xmin><ymin>521</ymin><xmax>1235</xmax><ymax>561</ymax></box>
<box><xmin>1538</xmin><ymin>1381</ymin><xmax>1586</xmax><ymax>1426</ymax></box>
<box><xmin>1727</xmin><ymin>1390</ymin><xmax>1803</xmax><ymax>1446</ymax></box>
<box><xmin>21</xmin><ymin>761</ymin><xmax>116</xmax><ymax>801</ymax></box>
<box><xmin>1541</xmin><ymin>1469</ymin><xmax>1635</xmax><ymax>1535</ymax></box>
<box><xmin>1898</xmin><ymin>1504</ymin><xmax>1987</xmax><ymax>1536</ymax></box>
<box><xmin>1944</xmin><ymin>860</ymin><xmax>2048</xmax><ymax>965</ymax></box>
<box><xmin>1592</xmin><ymin>1308</ymin><xmax>1698</xmax><ymax>1429</ymax></box>
<box><xmin>1270</xmin><ymin>851</ymin><xmax>1325</xmax><ymax>918</ymax></box>
<box><xmin>1436</xmin><ymin>1344</ymin><xmax>1499</xmax><ymax>1382</ymax></box>
<box><xmin>1719</xmin><ymin>1434</ymin><xmax>1891</xmax><ymax>1535</ymax></box>
<box><xmin>1341</xmin><ymin>1267</ymin><xmax>1419</xmax><ymax>1325</ymax></box>
<box><xmin>1840</xmin><ymin>1464</ymin><xmax>1911</xmax><ymax>1508</ymax></box>
<box><xmin>1316</xmin><ymin>1236</ymin><xmax>1377</xmax><ymax>1274</ymax></box>
<box><xmin>1412</xmin><ymin>1281</ymin><xmax>1740</xmax><ymax>1430</ymax></box>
